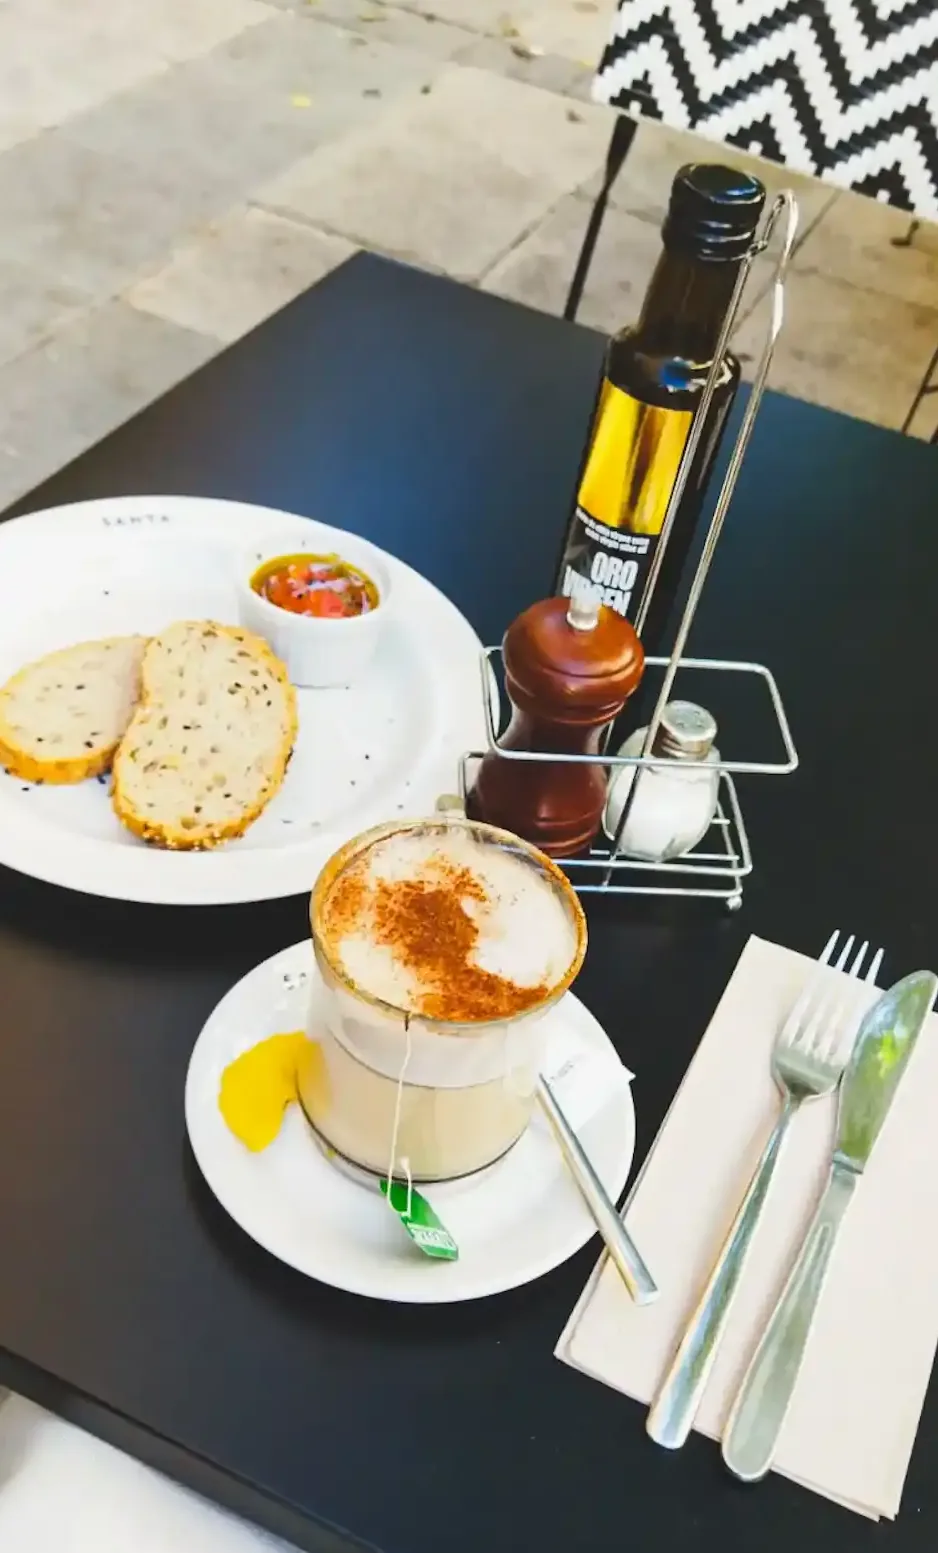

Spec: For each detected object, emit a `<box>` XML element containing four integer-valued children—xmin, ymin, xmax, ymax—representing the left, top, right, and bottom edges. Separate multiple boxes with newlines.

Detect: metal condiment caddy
<box><xmin>458</xmin><ymin>193</ymin><xmax>800</xmax><ymax>910</ymax></box>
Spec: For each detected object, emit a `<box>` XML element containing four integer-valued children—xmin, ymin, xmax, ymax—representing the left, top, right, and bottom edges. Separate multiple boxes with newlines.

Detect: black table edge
<box><xmin>0</xmin><ymin>1347</ymin><xmax>373</xmax><ymax>1553</ymax></box>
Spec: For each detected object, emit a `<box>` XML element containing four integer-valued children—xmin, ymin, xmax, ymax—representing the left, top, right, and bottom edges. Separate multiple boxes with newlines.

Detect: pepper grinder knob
<box><xmin>566</xmin><ymin>594</ymin><xmax>601</xmax><ymax>632</ymax></box>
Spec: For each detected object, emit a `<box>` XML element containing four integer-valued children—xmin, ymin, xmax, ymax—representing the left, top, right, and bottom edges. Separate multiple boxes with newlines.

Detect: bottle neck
<box><xmin>632</xmin><ymin>245</ymin><xmax>742</xmax><ymax>364</ymax></box>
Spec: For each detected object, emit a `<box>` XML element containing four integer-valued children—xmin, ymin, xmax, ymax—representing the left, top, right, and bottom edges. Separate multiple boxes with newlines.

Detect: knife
<box><xmin>721</xmin><ymin>970</ymin><xmax>938</xmax><ymax>1483</ymax></box>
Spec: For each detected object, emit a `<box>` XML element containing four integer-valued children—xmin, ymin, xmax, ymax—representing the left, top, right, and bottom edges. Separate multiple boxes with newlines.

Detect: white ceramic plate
<box><xmin>0</xmin><ymin>496</ymin><xmax>485</xmax><ymax>905</ymax></box>
<box><xmin>185</xmin><ymin>942</ymin><xmax>636</xmax><ymax>1304</ymax></box>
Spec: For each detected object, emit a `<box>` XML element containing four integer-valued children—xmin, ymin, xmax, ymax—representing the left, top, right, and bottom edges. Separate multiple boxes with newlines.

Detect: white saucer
<box><xmin>185</xmin><ymin>942</ymin><xmax>636</xmax><ymax>1303</ymax></box>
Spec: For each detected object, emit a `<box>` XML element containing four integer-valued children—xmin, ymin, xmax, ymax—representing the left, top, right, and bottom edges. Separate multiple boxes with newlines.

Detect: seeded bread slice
<box><xmin>0</xmin><ymin>636</ymin><xmax>147</xmax><ymax>784</ymax></box>
<box><xmin>112</xmin><ymin>621</ymin><xmax>297</xmax><ymax>850</ymax></box>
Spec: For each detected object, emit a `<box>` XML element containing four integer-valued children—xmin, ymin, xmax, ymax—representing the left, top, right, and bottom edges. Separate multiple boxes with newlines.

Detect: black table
<box><xmin>1</xmin><ymin>253</ymin><xmax>936</xmax><ymax>1553</ymax></box>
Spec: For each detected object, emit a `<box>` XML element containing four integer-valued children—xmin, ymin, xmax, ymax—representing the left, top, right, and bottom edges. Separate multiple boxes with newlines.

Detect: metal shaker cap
<box><xmin>651</xmin><ymin>700</ymin><xmax>717</xmax><ymax>761</ymax></box>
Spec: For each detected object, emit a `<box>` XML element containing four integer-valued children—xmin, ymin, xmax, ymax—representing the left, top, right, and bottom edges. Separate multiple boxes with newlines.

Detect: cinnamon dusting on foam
<box><xmin>320</xmin><ymin>831</ymin><xmax>575</xmax><ymax>1023</ymax></box>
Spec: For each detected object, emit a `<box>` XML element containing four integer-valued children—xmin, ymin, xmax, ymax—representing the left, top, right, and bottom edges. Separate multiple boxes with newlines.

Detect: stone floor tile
<box><xmin>793</xmin><ymin>189</ymin><xmax>938</xmax><ymax>309</ymax></box>
<box><xmin>66</xmin><ymin>14</ymin><xmax>440</xmax><ymax>213</ymax></box>
<box><xmin>105</xmin><ymin>0</ymin><xmax>276</xmax><ymax>65</ymax></box>
<box><xmin>395</xmin><ymin>0</ymin><xmax>608</xmax><ymax>58</ymax></box>
<box><xmin>509</xmin><ymin>0</ymin><xmax>611</xmax><ymax>65</ymax></box>
<box><xmin>0</xmin><ymin>6</ymin><xmax>164</xmax><ymax>147</ymax></box>
<box><xmin>0</xmin><ymin>260</ymin><xmax>90</xmax><ymax>370</ymax></box>
<box><xmin>271</xmin><ymin>0</ymin><xmax>472</xmax><ymax>58</ymax></box>
<box><xmin>397</xmin><ymin>62</ymin><xmax>611</xmax><ymax>186</ymax></box>
<box><xmin>0</xmin><ymin>103</ymin><xmax>41</xmax><ymax>159</ymax></box>
<box><xmin>564</xmin><ymin>64</ymin><xmax>605</xmax><ymax>103</ymax></box>
<box><xmin>259</xmin><ymin>132</ymin><xmax>549</xmax><ymax>281</ymax></box>
<box><xmin>453</xmin><ymin>34</ymin><xmax>587</xmax><ymax>96</ymax></box>
<box><xmin>393</xmin><ymin>1</ymin><xmax>529</xmax><ymax>32</ymax></box>
<box><xmin>581</xmin><ymin>119</ymin><xmax>838</xmax><ymax>239</ymax></box>
<box><xmin>10</xmin><ymin>0</ymin><xmax>275</xmax><ymax>67</ymax></box>
<box><xmin>0</xmin><ymin>0</ymin><xmax>276</xmax><ymax>149</ymax></box>
<box><xmin>129</xmin><ymin>207</ymin><xmax>355</xmax><ymax>342</ymax></box>
<box><xmin>257</xmin><ymin>65</ymin><xmax>610</xmax><ymax>280</ymax></box>
<box><xmin>0</xmin><ymin>303</ymin><xmax>216</xmax><ymax>508</ymax></box>
<box><xmin>0</xmin><ymin>135</ymin><xmax>224</xmax><ymax>300</ymax></box>
<box><xmin>481</xmin><ymin>192</ymin><xmax>661</xmax><ymax>332</ymax></box>
<box><xmin>731</xmin><ymin>271</ymin><xmax>938</xmax><ymax>431</ymax></box>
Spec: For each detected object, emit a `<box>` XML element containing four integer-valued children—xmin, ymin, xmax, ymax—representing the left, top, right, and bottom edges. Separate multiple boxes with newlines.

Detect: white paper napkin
<box><xmin>557</xmin><ymin>935</ymin><xmax>938</xmax><ymax>1519</ymax></box>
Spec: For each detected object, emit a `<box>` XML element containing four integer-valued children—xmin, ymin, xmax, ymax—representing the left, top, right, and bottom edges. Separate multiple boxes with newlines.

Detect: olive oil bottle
<box><xmin>556</xmin><ymin>164</ymin><xmax>766</xmax><ymax>652</ymax></box>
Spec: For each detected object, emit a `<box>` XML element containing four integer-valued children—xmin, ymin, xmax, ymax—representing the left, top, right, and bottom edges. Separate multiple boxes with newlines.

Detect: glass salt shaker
<box><xmin>603</xmin><ymin>701</ymin><xmax>720</xmax><ymax>862</ymax></box>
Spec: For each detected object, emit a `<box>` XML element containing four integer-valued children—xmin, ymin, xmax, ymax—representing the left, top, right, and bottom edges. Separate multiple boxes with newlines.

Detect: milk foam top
<box><xmin>317</xmin><ymin>822</ymin><xmax>582</xmax><ymax>1024</ymax></box>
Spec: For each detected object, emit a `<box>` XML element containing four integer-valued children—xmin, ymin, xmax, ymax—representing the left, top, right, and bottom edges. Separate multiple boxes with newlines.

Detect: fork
<box><xmin>646</xmin><ymin>931</ymin><xmax>883</xmax><ymax>1450</ymax></box>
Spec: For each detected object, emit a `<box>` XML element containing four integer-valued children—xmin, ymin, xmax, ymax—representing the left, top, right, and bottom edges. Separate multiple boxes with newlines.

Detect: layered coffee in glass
<box><xmin>299</xmin><ymin>817</ymin><xmax>586</xmax><ymax>1182</ymax></box>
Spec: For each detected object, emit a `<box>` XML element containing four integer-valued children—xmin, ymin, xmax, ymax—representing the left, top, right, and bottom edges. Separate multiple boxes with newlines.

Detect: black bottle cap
<box><xmin>662</xmin><ymin>163</ymin><xmax>766</xmax><ymax>261</ymax></box>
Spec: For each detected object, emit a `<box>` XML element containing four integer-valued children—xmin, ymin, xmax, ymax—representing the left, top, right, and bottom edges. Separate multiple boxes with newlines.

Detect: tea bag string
<box><xmin>385</xmin><ymin>1016</ymin><xmax>414</xmax><ymax>1219</ymax></box>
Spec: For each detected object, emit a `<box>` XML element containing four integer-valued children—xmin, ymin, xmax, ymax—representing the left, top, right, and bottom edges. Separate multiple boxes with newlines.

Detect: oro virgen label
<box><xmin>558</xmin><ymin>382</ymin><xmax>692</xmax><ymax>625</ymax></box>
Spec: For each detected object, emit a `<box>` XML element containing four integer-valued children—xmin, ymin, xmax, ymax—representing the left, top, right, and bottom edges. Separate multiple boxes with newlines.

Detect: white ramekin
<box><xmin>237</xmin><ymin>530</ymin><xmax>391</xmax><ymax>688</ymax></box>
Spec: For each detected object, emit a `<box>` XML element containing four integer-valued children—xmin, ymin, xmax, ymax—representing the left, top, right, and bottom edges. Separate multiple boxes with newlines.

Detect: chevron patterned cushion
<box><xmin>593</xmin><ymin>0</ymin><xmax>938</xmax><ymax>219</ymax></box>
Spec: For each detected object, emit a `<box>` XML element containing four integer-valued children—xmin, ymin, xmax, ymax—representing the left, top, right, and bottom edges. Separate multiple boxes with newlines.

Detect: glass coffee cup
<box><xmin>298</xmin><ymin>816</ymin><xmax>586</xmax><ymax>1183</ymax></box>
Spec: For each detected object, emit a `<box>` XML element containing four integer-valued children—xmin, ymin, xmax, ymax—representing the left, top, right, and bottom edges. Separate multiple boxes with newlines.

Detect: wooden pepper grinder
<box><xmin>467</xmin><ymin>595</ymin><xmax>645</xmax><ymax>857</ymax></box>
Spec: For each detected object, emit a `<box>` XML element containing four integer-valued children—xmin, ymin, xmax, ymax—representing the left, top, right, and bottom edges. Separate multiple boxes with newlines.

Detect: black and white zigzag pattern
<box><xmin>593</xmin><ymin>0</ymin><xmax>938</xmax><ymax>219</ymax></box>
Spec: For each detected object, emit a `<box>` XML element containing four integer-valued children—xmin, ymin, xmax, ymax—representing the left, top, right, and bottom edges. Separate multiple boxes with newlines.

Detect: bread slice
<box><xmin>112</xmin><ymin>621</ymin><xmax>297</xmax><ymax>850</ymax></box>
<box><xmin>0</xmin><ymin>636</ymin><xmax>147</xmax><ymax>784</ymax></box>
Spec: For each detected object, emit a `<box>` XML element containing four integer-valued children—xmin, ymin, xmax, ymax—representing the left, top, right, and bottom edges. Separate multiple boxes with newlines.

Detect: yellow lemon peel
<box><xmin>219</xmin><ymin>1031</ymin><xmax>313</xmax><ymax>1151</ymax></box>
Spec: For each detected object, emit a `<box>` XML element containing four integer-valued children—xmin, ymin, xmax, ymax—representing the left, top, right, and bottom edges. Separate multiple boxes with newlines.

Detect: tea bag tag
<box><xmin>381</xmin><ymin>1169</ymin><xmax>459</xmax><ymax>1261</ymax></box>
<box><xmin>382</xmin><ymin>1019</ymin><xmax>460</xmax><ymax>1263</ymax></box>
